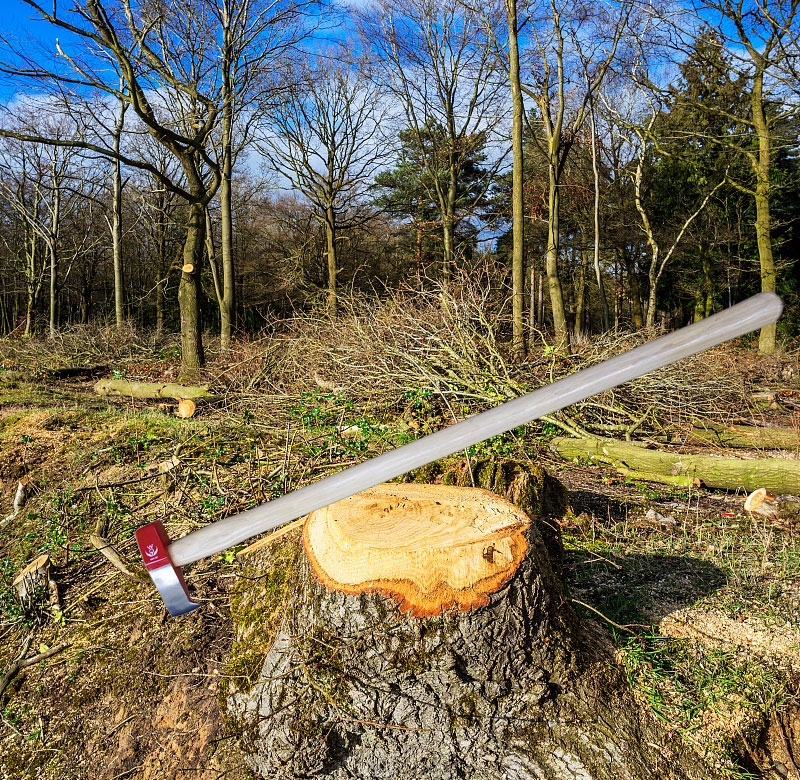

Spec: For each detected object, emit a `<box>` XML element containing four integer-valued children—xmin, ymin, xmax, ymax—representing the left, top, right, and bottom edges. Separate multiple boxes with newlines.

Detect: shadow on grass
<box><xmin>567</xmin><ymin>489</ymin><xmax>639</xmax><ymax>525</ymax></box>
<box><xmin>565</xmin><ymin>550</ymin><xmax>726</xmax><ymax>628</ymax></box>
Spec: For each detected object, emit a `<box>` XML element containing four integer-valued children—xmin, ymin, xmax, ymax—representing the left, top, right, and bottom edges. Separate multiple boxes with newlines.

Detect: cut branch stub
<box><xmin>303</xmin><ymin>482</ymin><xmax>529</xmax><ymax>617</ymax></box>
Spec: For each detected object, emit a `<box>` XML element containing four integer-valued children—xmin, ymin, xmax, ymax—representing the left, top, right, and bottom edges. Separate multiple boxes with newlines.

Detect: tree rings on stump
<box><xmin>303</xmin><ymin>482</ymin><xmax>530</xmax><ymax>617</ymax></box>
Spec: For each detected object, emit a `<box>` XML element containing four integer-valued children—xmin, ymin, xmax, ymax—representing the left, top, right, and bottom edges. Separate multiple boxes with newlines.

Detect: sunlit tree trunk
<box><xmin>751</xmin><ymin>68</ymin><xmax>776</xmax><ymax>354</ymax></box>
<box><xmin>507</xmin><ymin>0</ymin><xmax>525</xmax><ymax>359</ymax></box>
<box><xmin>112</xmin><ymin>95</ymin><xmax>127</xmax><ymax>330</ymax></box>
<box><xmin>178</xmin><ymin>199</ymin><xmax>206</xmax><ymax>377</ymax></box>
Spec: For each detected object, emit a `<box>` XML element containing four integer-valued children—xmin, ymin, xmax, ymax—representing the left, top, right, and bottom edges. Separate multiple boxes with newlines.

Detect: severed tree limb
<box><xmin>0</xmin><ymin>637</ymin><xmax>70</xmax><ymax>702</ymax></box>
<box><xmin>689</xmin><ymin>420</ymin><xmax>800</xmax><ymax>450</ymax></box>
<box><xmin>551</xmin><ymin>436</ymin><xmax>800</xmax><ymax>494</ymax></box>
<box><xmin>94</xmin><ymin>379</ymin><xmax>217</xmax><ymax>400</ymax></box>
<box><xmin>89</xmin><ymin>534</ymin><xmax>146</xmax><ymax>581</ymax></box>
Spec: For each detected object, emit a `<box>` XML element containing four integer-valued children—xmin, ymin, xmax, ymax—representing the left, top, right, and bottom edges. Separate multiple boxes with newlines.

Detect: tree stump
<box><xmin>227</xmin><ymin>477</ymin><xmax>718</xmax><ymax>780</ymax></box>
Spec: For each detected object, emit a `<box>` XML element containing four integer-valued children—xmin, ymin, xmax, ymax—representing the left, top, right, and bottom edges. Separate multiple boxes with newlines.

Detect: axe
<box><xmin>136</xmin><ymin>293</ymin><xmax>783</xmax><ymax>615</ymax></box>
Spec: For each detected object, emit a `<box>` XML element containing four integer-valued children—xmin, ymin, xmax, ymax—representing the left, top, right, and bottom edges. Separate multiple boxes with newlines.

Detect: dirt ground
<box><xmin>0</xmin><ymin>338</ymin><xmax>798</xmax><ymax>780</ymax></box>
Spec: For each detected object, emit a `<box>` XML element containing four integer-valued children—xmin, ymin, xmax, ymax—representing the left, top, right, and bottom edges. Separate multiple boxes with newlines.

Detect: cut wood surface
<box><xmin>303</xmin><ymin>482</ymin><xmax>530</xmax><ymax>617</ymax></box>
<box><xmin>689</xmin><ymin>420</ymin><xmax>800</xmax><ymax>450</ymax></box>
<box><xmin>94</xmin><ymin>378</ymin><xmax>216</xmax><ymax>400</ymax></box>
<box><xmin>551</xmin><ymin>436</ymin><xmax>800</xmax><ymax>494</ymax></box>
<box><xmin>176</xmin><ymin>398</ymin><xmax>196</xmax><ymax>418</ymax></box>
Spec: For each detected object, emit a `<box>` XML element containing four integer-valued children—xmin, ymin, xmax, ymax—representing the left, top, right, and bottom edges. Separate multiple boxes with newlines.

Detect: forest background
<box><xmin>0</xmin><ymin>0</ymin><xmax>795</xmax><ymax>372</ymax></box>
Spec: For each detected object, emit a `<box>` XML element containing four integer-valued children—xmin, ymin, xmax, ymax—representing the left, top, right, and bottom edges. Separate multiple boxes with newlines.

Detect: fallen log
<box><xmin>689</xmin><ymin>420</ymin><xmax>800</xmax><ymax>450</ymax></box>
<box><xmin>225</xmin><ymin>481</ymin><xmax>720</xmax><ymax>780</ymax></box>
<box><xmin>550</xmin><ymin>436</ymin><xmax>800</xmax><ymax>494</ymax></box>
<box><xmin>94</xmin><ymin>378</ymin><xmax>216</xmax><ymax>400</ymax></box>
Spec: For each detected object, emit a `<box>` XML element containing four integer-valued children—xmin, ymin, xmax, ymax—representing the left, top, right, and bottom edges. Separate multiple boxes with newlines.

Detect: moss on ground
<box><xmin>222</xmin><ymin>536</ymin><xmax>302</xmax><ymax>699</ymax></box>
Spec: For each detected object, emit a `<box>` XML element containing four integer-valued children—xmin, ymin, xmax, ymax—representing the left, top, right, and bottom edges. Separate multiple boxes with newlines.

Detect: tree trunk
<box><xmin>573</xmin><ymin>251</ymin><xmax>587</xmax><ymax>341</ymax></box>
<box><xmin>442</xmin><ymin>181</ymin><xmax>457</xmax><ymax>283</ymax></box>
<box><xmin>528</xmin><ymin>261</ymin><xmax>536</xmax><ymax>351</ymax></box>
<box><xmin>227</xmin><ymin>481</ymin><xmax>719</xmax><ymax>780</ymax></box>
<box><xmin>588</xmin><ymin>100</ymin><xmax>609</xmax><ymax>331</ymax></box>
<box><xmin>112</xmin><ymin>95</ymin><xmax>127</xmax><ymax>331</ymax></box>
<box><xmin>178</xmin><ymin>200</ymin><xmax>206</xmax><ymax>378</ymax></box>
<box><xmin>536</xmin><ymin>273</ymin><xmax>544</xmax><ymax>328</ymax></box>
<box><xmin>550</xmin><ymin>436</ymin><xmax>800</xmax><ymax>494</ymax></box>
<box><xmin>621</xmin><ymin>248</ymin><xmax>643</xmax><ymax>329</ymax></box>
<box><xmin>507</xmin><ymin>0</ymin><xmax>525</xmax><ymax>361</ymax></box>
<box><xmin>220</xmin><ymin>109</ymin><xmax>235</xmax><ymax>350</ymax></box>
<box><xmin>750</xmin><ymin>68</ymin><xmax>777</xmax><ymax>355</ymax></box>
<box><xmin>325</xmin><ymin>205</ymin><xmax>337</xmax><ymax>314</ymax></box>
<box><xmin>155</xmin><ymin>193</ymin><xmax>167</xmax><ymax>334</ymax></box>
<box><xmin>24</xmin><ymin>229</ymin><xmax>38</xmax><ymax>337</ymax></box>
<box><xmin>545</xmin><ymin>167</ymin><xmax>569</xmax><ymax>352</ymax></box>
<box><xmin>48</xmin><ymin>176</ymin><xmax>60</xmax><ymax>339</ymax></box>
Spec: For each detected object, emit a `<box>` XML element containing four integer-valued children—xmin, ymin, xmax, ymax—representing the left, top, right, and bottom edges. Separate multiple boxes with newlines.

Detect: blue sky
<box><xmin>3</xmin><ymin>2</ymin><xmax>50</xmax><ymax>40</ymax></box>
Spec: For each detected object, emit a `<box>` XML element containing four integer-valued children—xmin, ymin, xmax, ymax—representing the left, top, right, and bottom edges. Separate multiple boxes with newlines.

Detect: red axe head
<box><xmin>136</xmin><ymin>521</ymin><xmax>201</xmax><ymax>616</ymax></box>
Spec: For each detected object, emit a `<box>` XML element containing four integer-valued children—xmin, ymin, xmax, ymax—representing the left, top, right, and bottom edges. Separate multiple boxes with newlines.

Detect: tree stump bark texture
<box><xmin>226</xmin><ymin>469</ymin><xmax>717</xmax><ymax>780</ymax></box>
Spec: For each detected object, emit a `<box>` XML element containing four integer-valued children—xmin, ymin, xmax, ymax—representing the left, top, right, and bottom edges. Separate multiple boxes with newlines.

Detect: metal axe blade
<box><xmin>136</xmin><ymin>292</ymin><xmax>783</xmax><ymax>616</ymax></box>
<box><xmin>136</xmin><ymin>521</ymin><xmax>200</xmax><ymax>615</ymax></box>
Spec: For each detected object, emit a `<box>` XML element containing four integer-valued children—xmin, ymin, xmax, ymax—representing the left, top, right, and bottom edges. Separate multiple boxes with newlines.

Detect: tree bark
<box><xmin>48</xmin><ymin>165</ymin><xmax>60</xmax><ymax>339</ymax></box>
<box><xmin>178</xmin><ymin>200</ymin><xmax>206</xmax><ymax>378</ymax></box>
<box><xmin>546</xmin><ymin>165</ymin><xmax>570</xmax><ymax>352</ymax></box>
<box><xmin>573</xmin><ymin>250</ymin><xmax>587</xmax><ymax>341</ymax></box>
<box><xmin>94</xmin><ymin>378</ymin><xmax>215</xmax><ymax>400</ymax></box>
<box><xmin>507</xmin><ymin>0</ymin><xmax>525</xmax><ymax>360</ymax></box>
<box><xmin>219</xmin><ymin>5</ymin><xmax>235</xmax><ymax>351</ymax></box>
<box><xmin>227</xmin><ymin>481</ymin><xmax>720</xmax><ymax>780</ymax></box>
<box><xmin>325</xmin><ymin>204</ymin><xmax>338</xmax><ymax>314</ymax></box>
<box><xmin>688</xmin><ymin>421</ymin><xmax>799</xmax><ymax>451</ymax></box>
<box><xmin>112</xmin><ymin>94</ymin><xmax>127</xmax><ymax>331</ymax></box>
<box><xmin>620</xmin><ymin>248</ymin><xmax>643</xmax><ymax>329</ymax></box>
<box><xmin>550</xmin><ymin>436</ymin><xmax>800</xmax><ymax>494</ymax></box>
<box><xmin>750</xmin><ymin>67</ymin><xmax>777</xmax><ymax>355</ymax></box>
<box><xmin>588</xmin><ymin>98</ymin><xmax>609</xmax><ymax>331</ymax></box>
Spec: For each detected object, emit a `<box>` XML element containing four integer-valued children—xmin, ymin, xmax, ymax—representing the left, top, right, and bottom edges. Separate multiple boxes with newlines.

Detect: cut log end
<box><xmin>182</xmin><ymin>263</ymin><xmax>194</xmax><ymax>274</ymax></box>
<box><xmin>744</xmin><ymin>487</ymin><xmax>780</xmax><ymax>518</ymax></box>
<box><xmin>303</xmin><ymin>482</ymin><xmax>530</xmax><ymax>617</ymax></box>
<box><xmin>176</xmin><ymin>398</ymin><xmax>196</xmax><ymax>418</ymax></box>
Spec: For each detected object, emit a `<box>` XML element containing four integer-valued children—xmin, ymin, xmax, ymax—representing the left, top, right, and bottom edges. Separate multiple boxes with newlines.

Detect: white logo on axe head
<box><xmin>145</xmin><ymin>544</ymin><xmax>159</xmax><ymax>559</ymax></box>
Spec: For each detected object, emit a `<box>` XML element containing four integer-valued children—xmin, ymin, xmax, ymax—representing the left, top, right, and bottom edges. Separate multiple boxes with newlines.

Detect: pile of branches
<box><xmin>239</xmin><ymin>282</ymin><xmax>749</xmax><ymax>439</ymax></box>
<box><xmin>0</xmin><ymin>321</ymin><xmax>180</xmax><ymax>375</ymax></box>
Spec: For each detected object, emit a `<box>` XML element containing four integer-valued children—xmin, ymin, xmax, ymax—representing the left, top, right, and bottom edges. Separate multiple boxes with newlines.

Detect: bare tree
<box><xmin>258</xmin><ymin>51</ymin><xmax>387</xmax><ymax>312</ymax></box>
<box><xmin>359</xmin><ymin>0</ymin><xmax>506</xmax><ymax>281</ymax></box>
<box><xmin>0</xmin><ymin>113</ymin><xmax>100</xmax><ymax>337</ymax></box>
<box><xmin>211</xmin><ymin>0</ymin><xmax>314</xmax><ymax>349</ymax></box>
<box><xmin>519</xmin><ymin>0</ymin><xmax>634</xmax><ymax>352</ymax></box>
<box><xmin>0</xmin><ymin>0</ymin><xmax>313</xmax><ymax>375</ymax></box>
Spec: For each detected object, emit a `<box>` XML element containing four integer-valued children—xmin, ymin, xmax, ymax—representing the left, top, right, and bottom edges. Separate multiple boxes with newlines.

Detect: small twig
<box><xmin>237</xmin><ymin>517</ymin><xmax>307</xmax><ymax>557</ymax></box>
<box><xmin>569</xmin><ymin>598</ymin><xmax>648</xmax><ymax>635</ymax></box>
<box><xmin>0</xmin><ymin>714</ymin><xmax>22</xmax><ymax>737</ymax></box>
<box><xmin>565</xmin><ymin>551</ymin><xmax>623</xmax><ymax>570</ymax></box>
<box><xmin>0</xmin><ymin>637</ymin><xmax>70</xmax><ymax>701</ymax></box>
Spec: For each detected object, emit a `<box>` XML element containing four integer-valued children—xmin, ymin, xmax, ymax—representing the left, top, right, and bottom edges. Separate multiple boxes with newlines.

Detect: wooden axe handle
<box><xmin>169</xmin><ymin>292</ymin><xmax>783</xmax><ymax>567</ymax></box>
